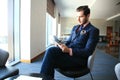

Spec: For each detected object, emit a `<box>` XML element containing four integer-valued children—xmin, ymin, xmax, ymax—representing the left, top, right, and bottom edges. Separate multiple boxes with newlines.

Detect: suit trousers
<box><xmin>40</xmin><ymin>46</ymin><xmax>87</xmax><ymax>79</ymax></box>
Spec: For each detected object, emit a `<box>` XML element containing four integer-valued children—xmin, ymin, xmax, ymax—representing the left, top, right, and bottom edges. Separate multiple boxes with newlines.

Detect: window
<box><xmin>13</xmin><ymin>0</ymin><xmax>20</xmax><ymax>62</ymax></box>
<box><xmin>46</xmin><ymin>13</ymin><xmax>56</xmax><ymax>48</ymax></box>
<box><xmin>0</xmin><ymin>0</ymin><xmax>20</xmax><ymax>63</ymax></box>
<box><xmin>58</xmin><ymin>23</ymin><xmax>61</xmax><ymax>38</ymax></box>
<box><xmin>0</xmin><ymin>0</ymin><xmax>8</xmax><ymax>51</ymax></box>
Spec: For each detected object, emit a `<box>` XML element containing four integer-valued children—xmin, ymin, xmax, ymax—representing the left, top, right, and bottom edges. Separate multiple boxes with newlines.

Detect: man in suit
<box><xmin>40</xmin><ymin>5</ymin><xmax>99</xmax><ymax>80</ymax></box>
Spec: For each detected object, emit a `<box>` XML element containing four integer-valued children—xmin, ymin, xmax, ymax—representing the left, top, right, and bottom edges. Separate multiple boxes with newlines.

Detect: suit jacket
<box><xmin>65</xmin><ymin>23</ymin><xmax>99</xmax><ymax>58</ymax></box>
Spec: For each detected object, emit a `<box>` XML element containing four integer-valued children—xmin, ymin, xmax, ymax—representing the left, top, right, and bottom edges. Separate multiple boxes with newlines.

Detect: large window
<box><xmin>46</xmin><ymin>13</ymin><xmax>56</xmax><ymax>48</ymax></box>
<box><xmin>13</xmin><ymin>0</ymin><xmax>20</xmax><ymax>62</ymax></box>
<box><xmin>0</xmin><ymin>0</ymin><xmax>20</xmax><ymax>63</ymax></box>
<box><xmin>0</xmin><ymin>0</ymin><xmax>8</xmax><ymax>51</ymax></box>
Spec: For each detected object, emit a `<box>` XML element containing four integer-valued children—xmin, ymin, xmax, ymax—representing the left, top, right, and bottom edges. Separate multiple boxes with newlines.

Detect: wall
<box><xmin>90</xmin><ymin>19</ymin><xmax>114</xmax><ymax>35</ymax></box>
<box><xmin>61</xmin><ymin>17</ymin><xmax>78</xmax><ymax>35</ymax></box>
<box><xmin>61</xmin><ymin>17</ymin><xmax>114</xmax><ymax>35</ymax></box>
<box><xmin>20</xmin><ymin>0</ymin><xmax>47</xmax><ymax>62</ymax></box>
<box><xmin>31</xmin><ymin>0</ymin><xmax>46</xmax><ymax>59</ymax></box>
<box><xmin>114</xmin><ymin>21</ymin><xmax>120</xmax><ymax>33</ymax></box>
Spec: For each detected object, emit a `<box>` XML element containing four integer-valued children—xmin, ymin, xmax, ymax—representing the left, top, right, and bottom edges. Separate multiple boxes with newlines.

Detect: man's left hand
<box><xmin>58</xmin><ymin>44</ymin><xmax>70</xmax><ymax>53</ymax></box>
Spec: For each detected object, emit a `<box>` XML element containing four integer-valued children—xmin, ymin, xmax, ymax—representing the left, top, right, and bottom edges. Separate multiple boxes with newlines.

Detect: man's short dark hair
<box><xmin>76</xmin><ymin>5</ymin><xmax>90</xmax><ymax>16</ymax></box>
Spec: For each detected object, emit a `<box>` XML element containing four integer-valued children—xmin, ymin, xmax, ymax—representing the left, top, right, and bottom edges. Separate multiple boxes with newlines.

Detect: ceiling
<box><xmin>54</xmin><ymin>0</ymin><xmax>120</xmax><ymax>20</ymax></box>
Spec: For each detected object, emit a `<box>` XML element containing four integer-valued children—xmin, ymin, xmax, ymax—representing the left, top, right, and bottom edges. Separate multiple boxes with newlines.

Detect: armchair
<box><xmin>115</xmin><ymin>63</ymin><xmax>120</xmax><ymax>80</ymax></box>
<box><xmin>0</xmin><ymin>49</ymin><xmax>19</xmax><ymax>80</ymax></box>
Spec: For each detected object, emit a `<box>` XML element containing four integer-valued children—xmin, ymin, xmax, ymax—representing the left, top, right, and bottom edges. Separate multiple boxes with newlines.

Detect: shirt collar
<box><xmin>82</xmin><ymin>22</ymin><xmax>90</xmax><ymax>29</ymax></box>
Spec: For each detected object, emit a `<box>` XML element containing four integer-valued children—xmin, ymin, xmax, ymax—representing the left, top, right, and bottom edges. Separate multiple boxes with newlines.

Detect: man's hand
<box><xmin>57</xmin><ymin>44</ymin><xmax>70</xmax><ymax>53</ymax></box>
<box><xmin>57</xmin><ymin>43</ymin><xmax>73</xmax><ymax>56</ymax></box>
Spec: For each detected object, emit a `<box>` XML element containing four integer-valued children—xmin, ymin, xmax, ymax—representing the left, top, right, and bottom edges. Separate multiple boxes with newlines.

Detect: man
<box><xmin>40</xmin><ymin>5</ymin><xmax>99</xmax><ymax>80</ymax></box>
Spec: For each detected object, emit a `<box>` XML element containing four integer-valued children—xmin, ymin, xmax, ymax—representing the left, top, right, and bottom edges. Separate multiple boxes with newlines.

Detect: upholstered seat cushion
<box><xmin>0</xmin><ymin>49</ymin><xmax>19</xmax><ymax>80</ymax></box>
<box><xmin>56</xmin><ymin>67</ymin><xmax>90</xmax><ymax>78</ymax></box>
<box><xmin>0</xmin><ymin>66</ymin><xmax>19</xmax><ymax>80</ymax></box>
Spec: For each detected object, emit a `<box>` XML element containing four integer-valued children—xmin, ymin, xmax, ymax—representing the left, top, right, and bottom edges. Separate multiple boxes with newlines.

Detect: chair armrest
<box><xmin>0</xmin><ymin>66</ymin><xmax>19</xmax><ymax>80</ymax></box>
<box><xmin>115</xmin><ymin>63</ymin><xmax>120</xmax><ymax>80</ymax></box>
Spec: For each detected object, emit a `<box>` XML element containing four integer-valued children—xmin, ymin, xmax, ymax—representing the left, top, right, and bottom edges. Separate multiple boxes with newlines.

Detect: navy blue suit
<box><xmin>66</xmin><ymin>23</ymin><xmax>99</xmax><ymax>58</ymax></box>
<box><xmin>40</xmin><ymin>23</ymin><xmax>99</xmax><ymax>79</ymax></box>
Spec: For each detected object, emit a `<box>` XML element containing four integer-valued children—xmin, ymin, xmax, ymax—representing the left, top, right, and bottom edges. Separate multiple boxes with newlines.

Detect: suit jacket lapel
<box><xmin>71</xmin><ymin>26</ymin><xmax>81</xmax><ymax>41</ymax></box>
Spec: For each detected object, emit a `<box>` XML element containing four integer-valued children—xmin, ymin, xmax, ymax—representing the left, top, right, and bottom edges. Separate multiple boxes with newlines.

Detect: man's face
<box><xmin>76</xmin><ymin>11</ymin><xmax>89</xmax><ymax>25</ymax></box>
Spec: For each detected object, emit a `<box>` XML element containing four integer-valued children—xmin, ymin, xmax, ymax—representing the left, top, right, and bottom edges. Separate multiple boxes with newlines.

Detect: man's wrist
<box><xmin>69</xmin><ymin>48</ymin><xmax>73</xmax><ymax>56</ymax></box>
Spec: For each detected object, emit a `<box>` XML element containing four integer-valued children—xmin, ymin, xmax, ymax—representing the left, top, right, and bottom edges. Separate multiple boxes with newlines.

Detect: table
<box><xmin>5</xmin><ymin>75</ymin><xmax>19</xmax><ymax>80</ymax></box>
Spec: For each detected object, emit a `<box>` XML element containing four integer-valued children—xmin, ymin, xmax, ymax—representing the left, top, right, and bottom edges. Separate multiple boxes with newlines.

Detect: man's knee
<box><xmin>45</xmin><ymin>46</ymin><xmax>62</xmax><ymax>57</ymax></box>
<box><xmin>47</xmin><ymin>46</ymin><xmax>59</xmax><ymax>53</ymax></box>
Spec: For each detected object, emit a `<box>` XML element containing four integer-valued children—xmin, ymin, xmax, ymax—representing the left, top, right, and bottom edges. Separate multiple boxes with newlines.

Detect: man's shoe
<box><xmin>27</xmin><ymin>73</ymin><xmax>43</xmax><ymax>77</ymax></box>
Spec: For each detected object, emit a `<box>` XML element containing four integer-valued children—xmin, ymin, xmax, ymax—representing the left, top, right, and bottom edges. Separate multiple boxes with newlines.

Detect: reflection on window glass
<box><xmin>0</xmin><ymin>0</ymin><xmax>8</xmax><ymax>51</ymax></box>
<box><xmin>0</xmin><ymin>0</ymin><xmax>20</xmax><ymax>64</ymax></box>
<box><xmin>46</xmin><ymin>13</ymin><xmax>56</xmax><ymax>48</ymax></box>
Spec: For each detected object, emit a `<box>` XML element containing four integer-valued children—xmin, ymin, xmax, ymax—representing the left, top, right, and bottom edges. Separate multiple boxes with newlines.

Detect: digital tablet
<box><xmin>53</xmin><ymin>36</ymin><xmax>62</xmax><ymax>44</ymax></box>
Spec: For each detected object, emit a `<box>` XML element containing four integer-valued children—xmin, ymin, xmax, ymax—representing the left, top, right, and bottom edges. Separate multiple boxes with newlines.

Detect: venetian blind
<box><xmin>47</xmin><ymin>0</ymin><xmax>55</xmax><ymax>18</ymax></box>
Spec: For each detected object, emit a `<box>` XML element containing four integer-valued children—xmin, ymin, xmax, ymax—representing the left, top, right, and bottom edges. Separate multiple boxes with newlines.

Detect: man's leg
<box><xmin>40</xmin><ymin>46</ymin><xmax>59</xmax><ymax>79</ymax></box>
<box><xmin>40</xmin><ymin>46</ymin><xmax>87</xmax><ymax>79</ymax></box>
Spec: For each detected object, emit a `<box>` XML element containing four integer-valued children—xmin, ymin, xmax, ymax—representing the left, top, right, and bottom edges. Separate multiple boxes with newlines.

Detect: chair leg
<box><xmin>90</xmin><ymin>72</ymin><xmax>94</xmax><ymax>80</ymax></box>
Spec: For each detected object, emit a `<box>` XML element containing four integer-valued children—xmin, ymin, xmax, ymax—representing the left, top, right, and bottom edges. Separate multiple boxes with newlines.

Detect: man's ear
<box><xmin>87</xmin><ymin>14</ymin><xmax>90</xmax><ymax>18</ymax></box>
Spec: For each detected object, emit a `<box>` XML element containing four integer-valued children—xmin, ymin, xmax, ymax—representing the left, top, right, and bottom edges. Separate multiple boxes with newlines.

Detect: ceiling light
<box><xmin>106</xmin><ymin>13</ymin><xmax>120</xmax><ymax>21</ymax></box>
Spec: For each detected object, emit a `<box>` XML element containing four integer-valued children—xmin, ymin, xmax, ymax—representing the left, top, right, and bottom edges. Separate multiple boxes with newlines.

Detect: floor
<box><xmin>14</xmin><ymin>48</ymin><xmax>119</xmax><ymax>80</ymax></box>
